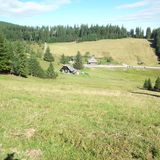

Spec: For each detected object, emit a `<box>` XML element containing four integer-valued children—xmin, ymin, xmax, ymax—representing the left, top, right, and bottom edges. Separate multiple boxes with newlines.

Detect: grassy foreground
<box><xmin>48</xmin><ymin>38</ymin><xmax>158</xmax><ymax>66</ymax></box>
<box><xmin>0</xmin><ymin>69</ymin><xmax>160</xmax><ymax>160</ymax></box>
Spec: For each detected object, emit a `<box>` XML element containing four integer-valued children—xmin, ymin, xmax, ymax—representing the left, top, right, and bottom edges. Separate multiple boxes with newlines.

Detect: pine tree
<box><xmin>146</xmin><ymin>27</ymin><xmax>151</xmax><ymax>39</ymax></box>
<box><xmin>60</xmin><ymin>54</ymin><xmax>67</xmax><ymax>64</ymax></box>
<box><xmin>46</xmin><ymin>62</ymin><xmax>58</xmax><ymax>79</ymax></box>
<box><xmin>130</xmin><ymin>29</ymin><xmax>134</xmax><ymax>37</ymax></box>
<box><xmin>0</xmin><ymin>34</ymin><xmax>11</xmax><ymax>73</ymax></box>
<box><xmin>11</xmin><ymin>41</ymin><xmax>28</xmax><ymax>78</ymax></box>
<box><xmin>156</xmin><ymin>31</ymin><xmax>160</xmax><ymax>57</ymax></box>
<box><xmin>28</xmin><ymin>54</ymin><xmax>45</xmax><ymax>78</ymax></box>
<box><xmin>18</xmin><ymin>51</ymin><xmax>28</xmax><ymax>77</ymax></box>
<box><xmin>148</xmin><ymin>78</ymin><xmax>152</xmax><ymax>90</ymax></box>
<box><xmin>43</xmin><ymin>47</ymin><xmax>54</xmax><ymax>62</ymax></box>
<box><xmin>73</xmin><ymin>51</ymin><xmax>83</xmax><ymax>70</ymax></box>
<box><xmin>154</xmin><ymin>77</ymin><xmax>160</xmax><ymax>91</ymax></box>
<box><xmin>143</xmin><ymin>79</ymin><xmax>148</xmax><ymax>89</ymax></box>
<box><xmin>143</xmin><ymin>78</ymin><xmax>152</xmax><ymax>91</ymax></box>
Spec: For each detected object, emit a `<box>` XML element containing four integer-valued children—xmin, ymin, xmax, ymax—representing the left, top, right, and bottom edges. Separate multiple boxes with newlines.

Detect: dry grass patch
<box><xmin>48</xmin><ymin>38</ymin><xmax>158</xmax><ymax>65</ymax></box>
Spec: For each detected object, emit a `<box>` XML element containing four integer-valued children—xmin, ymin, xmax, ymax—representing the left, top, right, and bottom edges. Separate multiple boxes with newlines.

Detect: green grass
<box><xmin>0</xmin><ymin>69</ymin><xmax>160</xmax><ymax>160</ymax></box>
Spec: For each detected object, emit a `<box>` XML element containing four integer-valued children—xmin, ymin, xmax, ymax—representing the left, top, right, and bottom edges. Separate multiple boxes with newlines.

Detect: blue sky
<box><xmin>0</xmin><ymin>0</ymin><xmax>160</xmax><ymax>30</ymax></box>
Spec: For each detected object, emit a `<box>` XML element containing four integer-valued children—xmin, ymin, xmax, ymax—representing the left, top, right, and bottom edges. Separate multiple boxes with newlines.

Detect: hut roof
<box><xmin>60</xmin><ymin>65</ymin><xmax>77</xmax><ymax>74</ymax></box>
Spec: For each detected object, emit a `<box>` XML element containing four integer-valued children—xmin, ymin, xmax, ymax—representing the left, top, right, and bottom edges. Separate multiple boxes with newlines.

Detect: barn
<box><xmin>60</xmin><ymin>65</ymin><xmax>77</xmax><ymax>74</ymax></box>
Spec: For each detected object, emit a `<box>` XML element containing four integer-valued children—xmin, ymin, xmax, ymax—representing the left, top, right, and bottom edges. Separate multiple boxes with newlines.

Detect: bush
<box><xmin>98</xmin><ymin>56</ymin><xmax>115</xmax><ymax>64</ymax></box>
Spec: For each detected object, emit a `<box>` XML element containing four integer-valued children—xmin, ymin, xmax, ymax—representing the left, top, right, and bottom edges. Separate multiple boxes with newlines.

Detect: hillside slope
<box><xmin>0</xmin><ymin>69</ymin><xmax>160</xmax><ymax>159</ymax></box>
<box><xmin>49</xmin><ymin>38</ymin><xmax>158</xmax><ymax>66</ymax></box>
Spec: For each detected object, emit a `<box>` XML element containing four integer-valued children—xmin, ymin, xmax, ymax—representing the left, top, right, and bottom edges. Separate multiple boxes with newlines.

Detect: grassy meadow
<box><xmin>0</xmin><ymin>68</ymin><xmax>160</xmax><ymax>159</ymax></box>
<box><xmin>48</xmin><ymin>38</ymin><xmax>158</xmax><ymax>66</ymax></box>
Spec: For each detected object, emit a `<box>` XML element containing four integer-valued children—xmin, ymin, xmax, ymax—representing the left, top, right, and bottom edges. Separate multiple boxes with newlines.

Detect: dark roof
<box><xmin>60</xmin><ymin>65</ymin><xmax>77</xmax><ymax>73</ymax></box>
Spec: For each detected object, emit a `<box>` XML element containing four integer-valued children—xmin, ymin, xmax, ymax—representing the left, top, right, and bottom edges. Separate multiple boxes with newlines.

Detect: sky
<box><xmin>0</xmin><ymin>0</ymin><xmax>160</xmax><ymax>30</ymax></box>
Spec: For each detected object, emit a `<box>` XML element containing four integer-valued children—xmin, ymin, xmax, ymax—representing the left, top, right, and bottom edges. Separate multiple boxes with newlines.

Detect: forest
<box><xmin>0</xmin><ymin>21</ymin><xmax>152</xmax><ymax>42</ymax></box>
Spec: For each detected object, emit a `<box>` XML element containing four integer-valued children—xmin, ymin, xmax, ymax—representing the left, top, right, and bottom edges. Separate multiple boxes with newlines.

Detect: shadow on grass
<box><xmin>4</xmin><ymin>153</ymin><xmax>19</xmax><ymax>160</ymax></box>
<box><xmin>131</xmin><ymin>91</ymin><xmax>160</xmax><ymax>98</ymax></box>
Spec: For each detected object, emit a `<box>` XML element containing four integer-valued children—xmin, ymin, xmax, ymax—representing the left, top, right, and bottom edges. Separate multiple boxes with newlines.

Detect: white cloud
<box><xmin>117</xmin><ymin>0</ymin><xmax>160</xmax><ymax>9</ymax></box>
<box><xmin>0</xmin><ymin>0</ymin><xmax>71</xmax><ymax>16</ymax></box>
<box><xmin>115</xmin><ymin>0</ymin><xmax>160</xmax><ymax>22</ymax></box>
<box><xmin>117</xmin><ymin>1</ymin><xmax>148</xmax><ymax>9</ymax></box>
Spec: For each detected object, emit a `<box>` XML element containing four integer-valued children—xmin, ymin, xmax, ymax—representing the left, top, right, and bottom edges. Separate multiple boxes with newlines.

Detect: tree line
<box><xmin>0</xmin><ymin>21</ymin><xmax>154</xmax><ymax>43</ymax></box>
<box><xmin>0</xmin><ymin>34</ymin><xmax>57</xmax><ymax>79</ymax></box>
<box><xmin>152</xmin><ymin>28</ymin><xmax>160</xmax><ymax>60</ymax></box>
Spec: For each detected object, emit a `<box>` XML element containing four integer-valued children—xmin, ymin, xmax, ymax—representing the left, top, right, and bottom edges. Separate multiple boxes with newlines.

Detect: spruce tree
<box><xmin>147</xmin><ymin>78</ymin><xmax>152</xmax><ymax>91</ymax></box>
<box><xmin>28</xmin><ymin>54</ymin><xmax>45</xmax><ymax>78</ymax></box>
<box><xmin>18</xmin><ymin>51</ymin><xmax>28</xmax><ymax>77</ymax></box>
<box><xmin>11</xmin><ymin>41</ymin><xmax>28</xmax><ymax>77</ymax></box>
<box><xmin>143</xmin><ymin>79</ymin><xmax>148</xmax><ymax>89</ymax></box>
<box><xmin>154</xmin><ymin>77</ymin><xmax>160</xmax><ymax>91</ymax></box>
<box><xmin>146</xmin><ymin>27</ymin><xmax>151</xmax><ymax>39</ymax></box>
<box><xmin>43</xmin><ymin>47</ymin><xmax>54</xmax><ymax>62</ymax></box>
<box><xmin>0</xmin><ymin>34</ymin><xmax>11</xmax><ymax>73</ymax></box>
<box><xmin>73</xmin><ymin>51</ymin><xmax>83</xmax><ymax>70</ymax></box>
<box><xmin>143</xmin><ymin>78</ymin><xmax>152</xmax><ymax>91</ymax></box>
<box><xmin>60</xmin><ymin>54</ymin><xmax>67</xmax><ymax>64</ymax></box>
<box><xmin>46</xmin><ymin>62</ymin><xmax>58</xmax><ymax>79</ymax></box>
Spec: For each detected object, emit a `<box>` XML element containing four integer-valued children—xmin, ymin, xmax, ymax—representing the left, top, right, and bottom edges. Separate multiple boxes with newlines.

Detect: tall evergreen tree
<box><xmin>154</xmin><ymin>77</ymin><xmax>160</xmax><ymax>91</ymax></box>
<box><xmin>11</xmin><ymin>41</ymin><xmax>28</xmax><ymax>77</ymax></box>
<box><xmin>130</xmin><ymin>29</ymin><xmax>134</xmax><ymax>37</ymax></box>
<box><xmin>28</xmin><ymin>54</ymin><xmax>45</xmax><ymax>78</ymax></box>
<box><xmin>0</xmin><ymin>34</ymin><xmax>11</xmax><ymax>73</ymax></box>
<box><xmin>60</xmin><ymin>54</ymin><xmax>67</xmax><ymax>64</ymax></box>
<box><xmin>43</xmin><ymin>47</ymin><xmax>54</xmax><ymax>62</ymax></box>
<box><xmin>18</xmin><ymin>51</ymin><xmax>28</xmax><ymax>77</ymax></box>
<box><xmin>146</xmin><ymin>27</ymin><xmax>152</xmax><ymax>39</ymax></box>
<box><xmin>73</xmin><ymin>51</ymin><xmax>83</xmax><ymax>70</ymax></box>
<box><xmin>147</xmin><ymin>78</ymin><xmax>152</xmax><ymax>90</ymax></box>
<box><xmin>46</xmin><ymin>62</ymin><xmax>58</xmax><ymax>79</ymax></box>
<box><xmin>156</xmin><ymin>30</ymin><xmax>160</xmax><ymax>57</ymax></box>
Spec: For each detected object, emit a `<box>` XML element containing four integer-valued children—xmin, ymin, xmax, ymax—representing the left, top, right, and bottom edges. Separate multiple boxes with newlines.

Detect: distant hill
<box><xmin>48</xmin><ymin>38</ymin><xmax>158</xmax><ymax>66</ymax></box>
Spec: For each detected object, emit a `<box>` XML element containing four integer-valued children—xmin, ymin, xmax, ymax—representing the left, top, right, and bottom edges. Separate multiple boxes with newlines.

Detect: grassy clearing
<box><xmin>48</xmin><ymin>38</ymin><xmax>158</xmax><ymax>66</ymax></box>
<box><xmin>0</xmin><ymin>69</ymin><xmax>160</xmax><ymax>159</ymax></box>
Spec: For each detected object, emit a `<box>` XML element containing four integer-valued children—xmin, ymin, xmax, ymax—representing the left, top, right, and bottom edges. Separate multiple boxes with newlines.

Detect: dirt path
<box><xmin>84</xmin><ymin>64</ymin><xmax>160</xmax><ymax>70</ymax></box>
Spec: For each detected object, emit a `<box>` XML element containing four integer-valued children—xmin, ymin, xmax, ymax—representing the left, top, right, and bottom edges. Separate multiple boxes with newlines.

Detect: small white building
<box><xmin>87</xmin><ymin>56</ymin><xmax>98</xmax><ymax>65</ymax></box>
